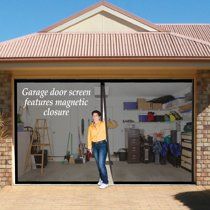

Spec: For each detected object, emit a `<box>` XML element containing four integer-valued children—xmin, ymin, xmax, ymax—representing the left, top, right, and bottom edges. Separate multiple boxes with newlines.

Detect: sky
<box><xmin>0</xmin><ymin>0</ymin><xmax>210</xmax><ymax>42</ymax></box>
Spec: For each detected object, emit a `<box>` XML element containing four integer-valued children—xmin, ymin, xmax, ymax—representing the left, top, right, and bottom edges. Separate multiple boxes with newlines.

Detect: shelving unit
<box><xmin>164</xmin><ymin>101</ymin><xmax>192</xmax><ymax>111</ymax></box>
<box><xmin>181</xmin><ymin>132</ymin><xmax>192</xmax><ymax>171</ymax></box>
<box><xmin>122</xmin><ymin>99</ymin><xmax>192</xmax><ymax>145</ymax></box>
<box><xmin>123</xmin><ymin>121</ymin><xmax>177</xmax><ymax>124</ymax></box>
<box><xmin>123</xmin><ymin>100</ymin><xmax>192</xmax><ymax>124</ymax></box>
<box><xmin>123</xmin><ymin>100</ymin><xmax>192</xmax><ymax>112</ymax></box>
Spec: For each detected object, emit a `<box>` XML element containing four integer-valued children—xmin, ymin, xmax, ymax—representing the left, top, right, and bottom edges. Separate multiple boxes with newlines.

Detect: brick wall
<box><xmin>0</xmin><ymin>71</ymin><xmax>12</xmax><ymax>188</ymax></box>
<box><xmin>196</xmin><ymin>70</ymin><xmax>210</xmax><ymax>185</ymax></box>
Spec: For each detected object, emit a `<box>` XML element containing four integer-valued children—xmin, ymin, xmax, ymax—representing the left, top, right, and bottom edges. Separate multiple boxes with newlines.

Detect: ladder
<box><xmin>24</xmin><ymin>119</ymin><xmax>53</xmax><ymax>175</ymax></box>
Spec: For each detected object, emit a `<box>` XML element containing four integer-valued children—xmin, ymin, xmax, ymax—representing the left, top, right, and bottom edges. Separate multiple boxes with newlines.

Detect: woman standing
<box><xmin>87</xmin><ymin>110</ymin><xmax>109</xmax><ymax>189</ymax></box>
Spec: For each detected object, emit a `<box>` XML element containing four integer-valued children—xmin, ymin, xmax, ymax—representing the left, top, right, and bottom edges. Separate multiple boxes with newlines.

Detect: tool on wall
<box><xmin>107</xmin><ymin>119</ymin><xmax>118</xmax><ymax>129</ymax></box>
<box><xmin>81</xmin><ymin>118</ymin><xmax>85</xmax><ymax>137</ymax></box>
<box><xmin>78</xmin><ymin>126</ymin><xmax>81</xmax><ymax>144</ymax></box>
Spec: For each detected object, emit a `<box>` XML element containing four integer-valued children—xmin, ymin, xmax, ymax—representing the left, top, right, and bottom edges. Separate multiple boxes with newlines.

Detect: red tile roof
<box><xmin>0</xmin><ymin>32</ymin><xmax>209</xmax><ymax>61</ymax></box>
<box><xmin>0</xmin><ymin>1</ymin><xmax>210</xmax><ymax>61</ymax></box>
<box><xmin>158</xmin><ymin>24</ymin><xmax>210</xmax><ymax>43</ymax></box>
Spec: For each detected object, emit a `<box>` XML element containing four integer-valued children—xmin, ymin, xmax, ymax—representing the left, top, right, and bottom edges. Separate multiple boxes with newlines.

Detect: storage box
<box><xmin>152</xmin><ymin>103</ymin><xmax>163</xmax><ymax>110</ymax></box>
<box><xmin>154</xmin><ymin>115</ymin><xmax>165</xmax><ymax>122</ymax></box>
<box><xmin>147</xmin><ymin>112</ymin><xmax>155</xmax><ymax>122</ymax></box>
<box><xmin>179</xmin><ymin>103</ymin><xmax>192</xmax><ymax>113</ymax></box>
<box><xmin>139</xmin><ymin>115</ymin><xmax>148</xmax><ymax>122</ymax></box>
<box><xmin>123</xmin><ymin>102</ymin><xmax>138</xmax><ymax>110</ymax></box>
<box><xmin>137</xmin><ymin>98</ymin><xmax>152</xmax><ymax>110</ymax></box>
<box><xmin>137</xmin><ymin>98</ymin><xmax>147</xmax><ymax>103</ymax></box>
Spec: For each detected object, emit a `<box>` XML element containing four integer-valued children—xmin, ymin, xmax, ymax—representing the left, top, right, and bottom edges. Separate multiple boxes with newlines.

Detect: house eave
<box><xmin>0</xmin><ymin>56</ymin><xmax>210</xmax><ymax>63</ymax></box>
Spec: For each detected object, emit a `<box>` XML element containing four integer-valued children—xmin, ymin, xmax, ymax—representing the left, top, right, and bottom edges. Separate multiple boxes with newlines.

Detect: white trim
<box><xmin>50</xmin><ymin>5</ymin><xmax>157</xmax><ymax>32</ymax></box>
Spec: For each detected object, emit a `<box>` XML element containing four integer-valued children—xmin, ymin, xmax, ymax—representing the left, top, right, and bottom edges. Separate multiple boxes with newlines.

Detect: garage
<box><xmin>15</xmin><ymin>79</ymin><xmax>194</xmax><ymax>183</ymax></box>
<box><xmin>1</xmin><ymin>1</ymin><xmax>210</xmax><ymax>187</ymax></box>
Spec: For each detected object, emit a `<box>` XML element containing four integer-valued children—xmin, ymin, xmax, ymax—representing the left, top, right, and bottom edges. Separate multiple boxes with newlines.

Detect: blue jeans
<box><xmin>92</xmin><ymin>140</ymin><xmax>109</xmax><ymax>184</ymax></box>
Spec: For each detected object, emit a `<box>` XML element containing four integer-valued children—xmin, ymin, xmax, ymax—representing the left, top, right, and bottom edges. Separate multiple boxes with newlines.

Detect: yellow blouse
<box><xmin>87</xmin><ymin>121</ymin><xmax>107</xmax><ymax>150</ymax></box>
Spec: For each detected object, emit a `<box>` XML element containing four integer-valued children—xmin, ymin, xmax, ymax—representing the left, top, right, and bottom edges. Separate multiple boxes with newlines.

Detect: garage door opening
<box><xmin>15</xmin><ymin>80</ymin><xmax>103</xmax><ymax>183</ymax></box>
<box><xmin>105</xmin><ymin>80</ymin><xmax>194</xmax><ymax>183</ymax></box>
<box><xmin>14</xmin><ymin>79</ymin><xmax>194</xmax><ymax>184</ymax></box>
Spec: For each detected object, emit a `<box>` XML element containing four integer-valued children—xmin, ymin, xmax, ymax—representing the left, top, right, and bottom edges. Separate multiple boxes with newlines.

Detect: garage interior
<box><xmin>16</xmin><ymin>80</ymin><xmax>193</xmax><ymax>183</ymax></box>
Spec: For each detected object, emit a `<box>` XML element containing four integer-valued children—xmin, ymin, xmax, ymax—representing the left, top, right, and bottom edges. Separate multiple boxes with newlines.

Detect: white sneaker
<box><xmin>99</xmin><ymin>183</ymin><xmax>108</xmax><ymax>189</ymax></box>
<box><xmin>98</xmin><ymin>178</ymin><xmax>103</xmax><ymax>186</ymax></box>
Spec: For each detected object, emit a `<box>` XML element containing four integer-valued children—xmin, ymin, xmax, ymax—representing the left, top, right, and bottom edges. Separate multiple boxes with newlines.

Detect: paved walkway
<box><xmin>1</xmin><ymin>185</ymin><xmax>210</xmax><ymax>210</ymax></box>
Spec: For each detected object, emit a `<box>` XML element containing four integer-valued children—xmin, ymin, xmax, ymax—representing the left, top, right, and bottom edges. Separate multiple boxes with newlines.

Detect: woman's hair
<box><xmin>92</xmin><ymin>110</ymin><xmax>102</xmax><ymax>117</ymax></box>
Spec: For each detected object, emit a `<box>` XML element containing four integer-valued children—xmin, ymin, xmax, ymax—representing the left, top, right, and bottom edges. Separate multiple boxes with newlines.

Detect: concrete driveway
<box><xmin>1</xmin><ymin>185</ymin><xmax>210</xmax><ymax>210</ymax></box>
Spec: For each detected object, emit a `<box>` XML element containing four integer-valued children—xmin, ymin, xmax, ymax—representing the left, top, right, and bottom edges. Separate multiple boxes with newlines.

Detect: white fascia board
<box><xmin>50</xmin><ymin>5</ymin><xmax>157</xmax><ymax>32</ymax></box>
